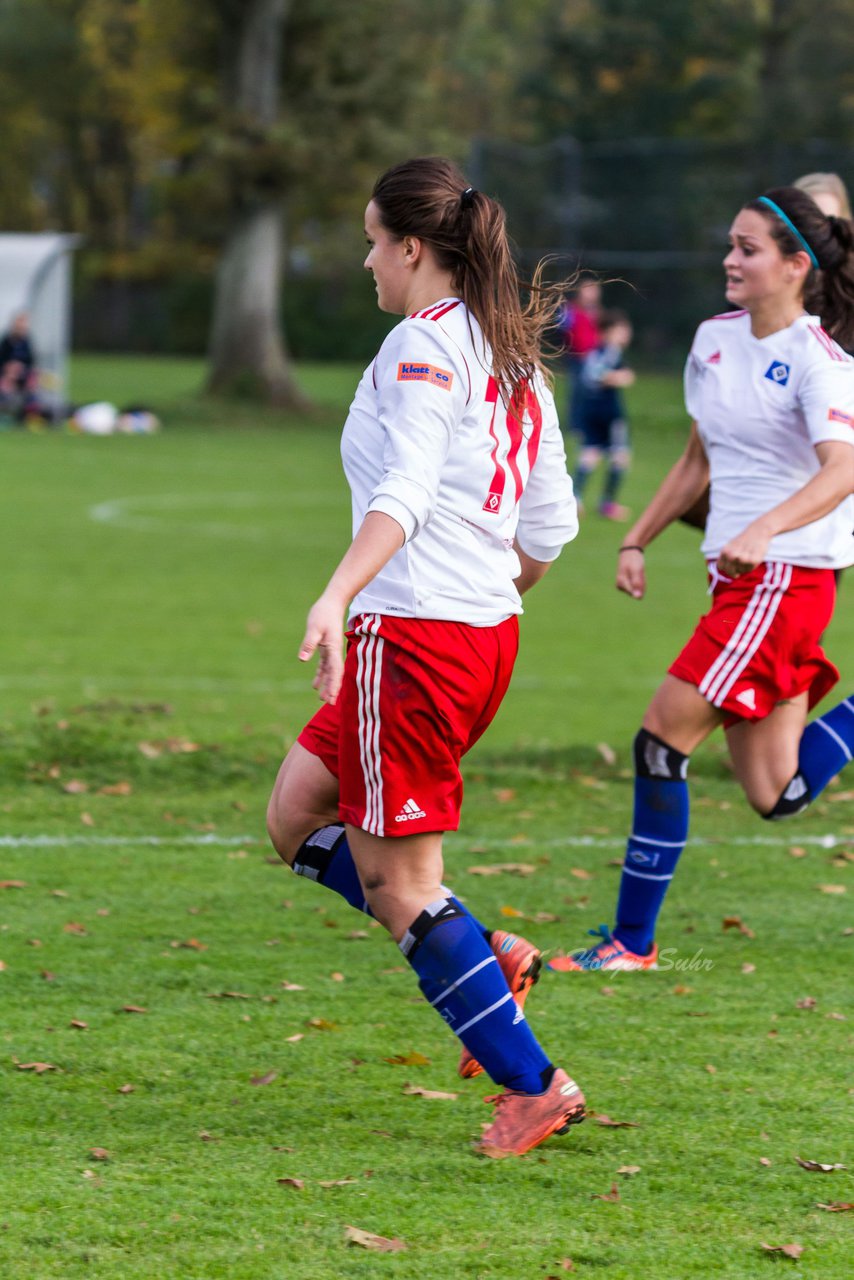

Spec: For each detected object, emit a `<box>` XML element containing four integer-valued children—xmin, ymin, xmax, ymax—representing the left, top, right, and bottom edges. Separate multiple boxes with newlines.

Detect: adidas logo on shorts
<box><xmin>395</xmin><ymin>797</ymin><xmax>427</xmax><ymax>823</ymax></box>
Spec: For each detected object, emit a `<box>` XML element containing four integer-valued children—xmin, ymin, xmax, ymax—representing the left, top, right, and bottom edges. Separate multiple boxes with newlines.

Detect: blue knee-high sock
<box><xmin>796</xmin><ymin>696</ymin><xmax>854</xmax><ymax>801</ymax></box>
<box><xmin>402</xmin><ymin>898</ymin><xmax>553</xmax><ymax>1094</ymax></box>
<box><xmin>613</xmin><ymin>731</ymin><xmax>690</xmax><ymax>955</ymax></box>
<box><xmin>292</xmin><ymin>826</ymin><xmax>488</xmax><ymax>933</ymax></box>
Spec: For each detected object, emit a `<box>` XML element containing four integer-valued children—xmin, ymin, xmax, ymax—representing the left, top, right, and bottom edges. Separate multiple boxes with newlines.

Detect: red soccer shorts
<box><xmin>297</xmin><ymin>612</ymin><xmax>519</xmax><ymax>837</ymax></box>
<box><xmin>668</xmin><ymin>560</ymin><xmax>839</xmax><ymax>724</ymax></box>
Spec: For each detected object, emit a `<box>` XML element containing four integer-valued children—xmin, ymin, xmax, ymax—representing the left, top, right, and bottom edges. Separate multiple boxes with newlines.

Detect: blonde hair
<box><xmin>794</xmin><ymin>172</ymin><xmax>852</xmax><ymax>220</ymax></box>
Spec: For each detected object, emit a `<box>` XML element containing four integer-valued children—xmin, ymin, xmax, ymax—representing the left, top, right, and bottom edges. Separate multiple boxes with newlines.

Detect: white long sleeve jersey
<box><xmin>685</xmin><ymin>310</ymin><xmax>854</xmax><ymax>569</ymax></box>
<box><xmin>341</xmin><ymin>298</ymin><xmax>578</xmax><ymax>625</ymax></box>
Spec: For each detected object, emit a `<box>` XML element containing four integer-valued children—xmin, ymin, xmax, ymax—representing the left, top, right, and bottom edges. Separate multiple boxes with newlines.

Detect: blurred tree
<box><xmin>203</xmin><ymin>0</ymin><xmax>305</xmax><ymax>406</ymax></box>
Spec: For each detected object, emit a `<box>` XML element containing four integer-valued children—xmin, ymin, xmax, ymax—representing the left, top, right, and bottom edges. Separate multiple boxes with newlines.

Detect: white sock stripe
<box><xmin>429</xmin><ymin>955</ymin><xmax>497</xmax><ymax>1007</ymax></box>
<box><xmin>454</xmin><ymin>990</ymin><xmax>515</xmax><ymax>1038</ymax></box>
<box><xmin>816</xmin><ymin>718</ymin><xmax>853</xmax><ymax>761</ymax></box>
<box><xmin>710</xmin><ymin>563</ymin><xmax>790</xmax><ymax>706</ymax></box>
<box><xmin>842</xmin><ymin>698</ymin><xmax>854</xmax><ymax>715</ymax></box>
<box><xmin>629</xmin><ymin>834</ymin><xmax>686</xmax><ymax>849</ymax></box>
<box><xmin>701</xmin><ymin>562</ymin><xmax>789</xmax><ymax>705</ymax></box>
<box><xmin>621</xmin><ymin>865</ymin><xmax>675</xmax><ymax>882</ymax></box>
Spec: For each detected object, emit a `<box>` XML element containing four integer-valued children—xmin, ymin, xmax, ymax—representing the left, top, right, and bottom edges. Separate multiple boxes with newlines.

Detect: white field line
<box><xmin>87</xmin><ymin>491</ymin><xmax>339</xmax><ymax>540</ymax></box>
<box><xmin>0</xmin><ymin>831</ymin><xmax>846</xmax><ymax>851</ymax></box>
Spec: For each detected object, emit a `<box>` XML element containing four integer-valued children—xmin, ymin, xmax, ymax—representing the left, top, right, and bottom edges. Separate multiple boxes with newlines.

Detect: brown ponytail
<box><xmin>371</xmin><ymin>157</ymin><xmax>576</xmax><ymax>394</ymax></box>
<box><xmin>747</xmin><ymin>186</ymin><xmax>854</xmax><ymax>352</ymax></box>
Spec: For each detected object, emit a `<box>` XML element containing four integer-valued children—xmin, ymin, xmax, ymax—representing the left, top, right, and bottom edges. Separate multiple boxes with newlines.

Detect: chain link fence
<box><xmin>470</xmin><ymin>136</ymin><xmax>854</xmax><ymax>362</ymax></box>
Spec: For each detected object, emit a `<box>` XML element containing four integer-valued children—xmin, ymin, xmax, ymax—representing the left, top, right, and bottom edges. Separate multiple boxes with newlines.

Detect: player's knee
<box><xmin>759</xmin><ymin>772</ymin><xmax>812</xmax><ymax>821</ymax></box>
<box><xmin>633</xmin><ymin>727</ymin><xmax>690</xmax><ymax>781</ymax></box>
<box><xmin>265</xmin><ymin>788</ymin><xmax>303</xmax><ymax>866</ymax></box>
<box><xmin>578</xmin><ymin>447</ymin><xmax>601</xmax><ymax>468</ymax></box>
<box><xmin>610</xmin><ymin>447</ymin><xmax>631</xmax><ymax>470</ymax></box>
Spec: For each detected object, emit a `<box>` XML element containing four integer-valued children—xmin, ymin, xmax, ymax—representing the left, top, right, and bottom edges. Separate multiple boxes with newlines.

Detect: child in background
<box><xmin>572</xmin><ymin>309</ymin><xmax>635</xmax><ymax>520</ymax></box>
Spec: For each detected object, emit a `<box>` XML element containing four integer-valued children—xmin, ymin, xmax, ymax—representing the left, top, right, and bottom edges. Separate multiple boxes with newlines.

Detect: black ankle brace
<box><xmin>762</xmin><ymin>773</ymin><xmax>812</xmax><ymax>821</ymax></box>
<box><xmin>399</xmin><ymin>897</ymin><xmax>466</xmax><ymax>960</ymax></box>
<box><xmin>634</xmin><ymin>728</ymin><xmax>689</xmax><ymax>781</ymax></box>
<box><xmin>292</xmin><ymin>823</ymin><xmax>347</xmax><ymax>882</ymax></box>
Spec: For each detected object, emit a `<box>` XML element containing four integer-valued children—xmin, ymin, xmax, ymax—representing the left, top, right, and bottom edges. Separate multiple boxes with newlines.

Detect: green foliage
<box><xmin>0</xmin><ymin>354</ymin><xmax>852</xmax><ymax>1275</ymax></box>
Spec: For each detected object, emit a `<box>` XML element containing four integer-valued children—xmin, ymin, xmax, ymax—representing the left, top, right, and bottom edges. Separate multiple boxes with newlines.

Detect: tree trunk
<box><xmin>206</xmin><ymin>0</ymin><xmax>308</xmax><ymax>409</ymax></box>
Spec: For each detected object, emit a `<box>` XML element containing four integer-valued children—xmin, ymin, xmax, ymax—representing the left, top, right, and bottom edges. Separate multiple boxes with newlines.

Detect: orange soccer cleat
<box><xmin>476</xmin><ymin>1067</ymin><xmax>586</xmax><ymax>1158</ymax></box>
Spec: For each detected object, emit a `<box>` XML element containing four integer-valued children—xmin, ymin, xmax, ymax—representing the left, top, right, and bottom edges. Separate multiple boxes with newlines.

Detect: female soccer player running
<box><xmin>267</xmin><ymin>158</ymin><xmax>585</xmax><ymax>1156</ymax></box>
<box><xmin>560</xmin><ymin>187</ymin><xmax>854</xmax><ymax>972</ymax></box>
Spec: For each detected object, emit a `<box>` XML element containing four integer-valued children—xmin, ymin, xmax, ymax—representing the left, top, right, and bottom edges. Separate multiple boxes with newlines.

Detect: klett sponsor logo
<box><xmin>828</xmin><ymin>407</ymin><xmax>854</xmax><ymax>428</ymax></box>
<box><xmin>397</xmin><ymin>362</ymin><xmax>454</xmax><ymax>390</ymax></box>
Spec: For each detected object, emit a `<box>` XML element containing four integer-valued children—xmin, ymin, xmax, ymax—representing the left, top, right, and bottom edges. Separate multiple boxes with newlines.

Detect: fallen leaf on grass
<box><xmin>0</xmin><ymin>880</ymin><xmax>26</xmax><ymax>889</ymax></box>
<box><xmin>89</xmin><ymin>1148</ymin><xmax>109</xmax><ymax>1161</ymax></box>
<box><xmin>249</xmin><ymin>1071</ymin><xmax>277</xmax><ymax>1086</ymax></box>
<box><xmin>285</xmin><ymin>1034</ymin><xmax>304</xmax><ymax>1043</ymax></box>
<box><xmin>671</xmin><ymin>985</ymin><xmax>693</xmax><ymax>996</ymax></box>
<box><xmin>500</xmin><ymin>906</ymin><xmax>525</xmax><ymax>918</ymax></box>
<box><xmin>41</xmin><ymin>970</ymin><xmax>56</xmax><ymax>981</ymax></box>
<box><xmin>347</xmin><ymin>930</ymin><xmax>369</xmax><ymax>940</ymax></box>
<box><xmin>742</xmin><ymin>963</ymin><xmax>756</xmax><ymax>974</ymax></box>
<box><xmin>545</xmin><ymin>1260</ymin><xmax>576</xmax><ymax>1276</ymax></box>
<box><xmin>788</xmin><ymin>846</ymin><xmax>807</xmax><ymax>858</ymax></box>
<box><xmin>795</xmin><ymin>1157</ymin><xmax>846</xmax><ymax>1173</ymax></box>
<box><xmin>826</xmin><ymin>1012</ymin><xmax>846</xmax><ymax>1021</ymax></box>
<box><xmin>591</xmin><ymin>1112</ymin><xmax>639</xmax><ymax>1128</ymax></box>
<box><xmin>277</xmin><ymin>1177</ymin><xmax>304</xmax><ymax>1190</ymax></box>
<box><xmin>816</xmin><ymin>1202</ymin><xmax>854</xmax><ymax>1212</ymax></box>
<box><xmin>468</xmin><ymin>863</ymin><xmax>536</xmax><ymax>877</ymax></box>
<box><xmin>330</xmin><ymin>972</ymin><xmax>345</xmax><ymax>982</ymax></box>
<box><xmin>171</xmin><ymin>938</ymin><xmax>207</xmax><ymax>950</ymax></box>
<box><xmin>98</xmin><ymin>781</ymin><xmax>133</xmax><ymax>796</ymax></box>
<box><xmin>199</xmin><ymin>1130</ymin><xmax>218</xmax><ymax>1141</ymax></box>
<box><xmin>817</xmin><ymin>883</ymin><xmax>846</xmax><ymax>895</ymax></box>
<box><xmin>63</xmin><ymin>922</ymin><xmax>88</xmax><ymax>936</ymax></box>
<box><xmin>69</xmin><ymin>1020</ymin><xmax>88</xmax><ymax>1030</ymax></box>
<box><xmin>17</xmin><ymin>1062</ymin><xmax>59</xmax><ymax>1073</ymax></box>
<box><xmin>760</xmin><ymin>1242</ymin><xmax>803</xmax><ymax>1259</ymax></box>
<box><xmin>119</xmin><ymin>1005</ymin><xmax>148</xmax><ymax>1014</ymax></box>
<box><xmin>207</xmin><ymin>991</ymin><xmax>251</xmax><ymax>1001</ymax></box>
<box><xmin>117</xmin><ymin>1084</ymin><xmax>135</xmax><ymax>1094</ymax></box>
<box><xmin>80</xmin><ymin>813</ymin><xmax>94</xmax><ymax>827</ymax></box>
<box><xmin>596</xmin><ymin>742</ymin><xmax>617</xmax><ymax>766</ymax></box>
<box><xmin>384</xmin><ymin>1051</ymin><xmax>431</xmax><ymax>1067</ymax></box>
<box><xmin>402</xmin><ymin>1083</ymin><xmax>458</xmax><ymax>1100</ymax></box>
<box><xmin>307</xmin><ymin>1018</ymin><xmax>337</xmax><ymax>1031</ymax></box>
<box><xmin>616</xmin><ymin>1165</ymin><xmax>641</xmax><ymax>1176</ymax></box>
<box><xmin>591</xmin><ymin>1182</ymin><xmax>620</xmax><ymax>1202</ymax></box>
<box><xmin>319</xmin><ymin>1177</ymin><xmax>359</xmax><ymax>1188</ymax></box>
<box><xmin>722</xmin><ymin>915</ymin><xmax>755</xmax><ymax>938</ymax></box>
<box><xmin>62</xmin><ymin>780</ymin><xmax>88</xmax><ymax>794</ymax></box>
<box><xmin>759</xmin><ymin>1158</ymin><xmax>772</xmax><ymax>1167</ymax></box>
<box><xmin>569</xmin><ymin>867</ymin><xmax>593</xmax><ymax>880</ymax></box>
<box><xmin>795</xmin><ymin>997</ymin><xmax>817</xmax><ymax>1009</ymax></box>
<box><xmin>705</xmin><ymin>1064</ymin><xmax>717</xmax><ymax>1074</ymax></box>
<box><xmin>600</xmin><ymin>986</ymin><xmax>617</xmax><ymax>997</ymax></box>
<box><xmin>281</xmin><ymin>981</ymin><xmax>305</xmax><ymax>991</ymax></box>
<box><xmin>493</xmin><ymin>788</ymin><xmax>516</xmax><ymax>804</ymax></box>
<box><xmin>344</xmin><ymin>1225</ymin><xmax>406</xmax><ymax>1253</ymax></box>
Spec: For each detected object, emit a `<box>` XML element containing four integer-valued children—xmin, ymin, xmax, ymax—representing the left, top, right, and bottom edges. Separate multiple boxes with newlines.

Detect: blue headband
<box><xmin>757</xmin><ymin>196</ymin><xmax>819</xmax><ymax>269</ymax></box>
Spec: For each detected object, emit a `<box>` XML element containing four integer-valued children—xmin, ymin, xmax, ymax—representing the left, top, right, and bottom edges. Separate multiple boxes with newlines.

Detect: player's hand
<box><xmin>616</xmin><ymin>547</ymin><xmax>646</xmax><ymax>599</ymax></box>
<box><xmin>299</xmin><ymin>594</ymin><xmax>345</xmax><ymax>705</ymax></box>
<box><xmin>716</xmin><ymin>522</ymin><xmax>771</xmax><ymax>578</ymax></box>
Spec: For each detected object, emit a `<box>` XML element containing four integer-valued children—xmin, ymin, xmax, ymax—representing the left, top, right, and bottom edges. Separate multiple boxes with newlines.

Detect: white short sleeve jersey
<box><xmin>684</xmin><ymin>310</ymin><xmax>854</xmax><ymax>569</ymax></box>
<box><xmin>341</xmin><ymin>298</ymin><xmax>578</xmax><ymax>625</ymax></box>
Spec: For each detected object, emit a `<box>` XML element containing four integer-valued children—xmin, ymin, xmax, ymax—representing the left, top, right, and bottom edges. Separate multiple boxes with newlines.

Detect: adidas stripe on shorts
<box><xmin>297</xmin><ymin>612</ymin><xmax>519</xmax><ymax>836</ymax></box>
<box><xmin>668</xmin><ymin>560</ymin><xmax>839</xmax><ymax>724</ymax></box>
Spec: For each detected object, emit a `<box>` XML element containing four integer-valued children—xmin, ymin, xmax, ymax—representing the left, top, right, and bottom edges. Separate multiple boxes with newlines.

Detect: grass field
<box><xmin>1</xmin><ymin>357</ymin><xmax>852</xmax><ymax>1279</ymax></box>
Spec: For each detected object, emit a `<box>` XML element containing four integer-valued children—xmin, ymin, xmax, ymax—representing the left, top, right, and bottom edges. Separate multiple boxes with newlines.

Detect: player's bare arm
<box><xmin>299</xmin><ymin>510</ymin><xmax>405</xmax><ymax>704</ymax></box>
<box><xmin>616</xmin><ymin>422</ymin><xmax>709</xmax><ymax>599</ymax></box>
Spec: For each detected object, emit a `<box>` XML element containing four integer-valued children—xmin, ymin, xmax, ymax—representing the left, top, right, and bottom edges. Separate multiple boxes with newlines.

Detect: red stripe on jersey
<box><xmin>808</xmin><ymin>323</ymin><xmax>847</xmax><ymax>361</ymax></box>
<box><xmin>410</xmin><ymin>300</ymin><xmax>462</xmax><ymax>321</ymax></box>
<box><xmin>709</xmin><ymin>309</ymin><xmax>748</xmax><ymax>320</ymax></box>
<box><xmin>482</xmin><ymin>377</ymin><xmax>504</xmax><ymax>513</ymax></box>
<box><xmin>524</xmin><ymin>387</ymin><xmax>544</xmax><ymax>473</ymax></box>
